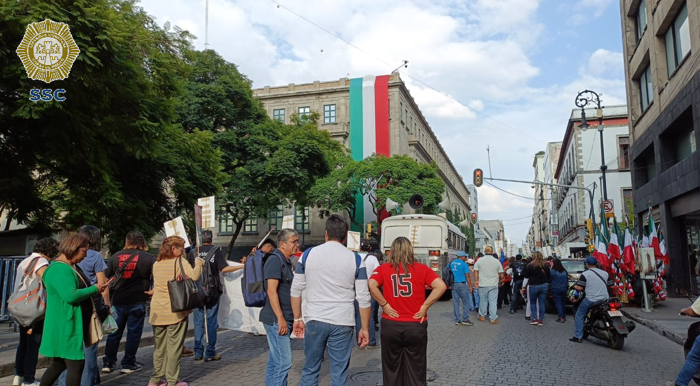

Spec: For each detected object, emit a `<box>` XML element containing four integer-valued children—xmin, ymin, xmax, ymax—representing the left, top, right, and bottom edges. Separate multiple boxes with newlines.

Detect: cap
<box><xmin>585</xmin><ymin>256</ymin><xmax>598</xmax><ymax>266</ymax></box>
<box><xmin>457</xmin><ymin>251</ymin><xmax>468</xmax><ymax>257</ymax></box>
<box><xmin>467</xmin><ymin>258</ymin><xmax>475</xmax><ymax>265</ymax></box>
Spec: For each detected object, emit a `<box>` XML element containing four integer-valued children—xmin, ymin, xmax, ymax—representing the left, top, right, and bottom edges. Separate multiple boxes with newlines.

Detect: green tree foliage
<box><xmin>0</xmin><ymin>0</ymin><xmax>224</xmax><ymax>251</ymax></box>
<box><xmin>308</xmin><ymin>155</ymin><xmax>445</xmax><ymax>231</ymax></box>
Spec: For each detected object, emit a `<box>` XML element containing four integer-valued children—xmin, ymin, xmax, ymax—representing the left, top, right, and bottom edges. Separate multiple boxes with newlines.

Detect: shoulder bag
<box><xmin>71</xmin><ymin>264</ymin><xmax>104</xmax><ymax>346</ymax></box>
<box><xmin>168</xmin><ymin>257</ymin><xmax>206</xmax><ymax>312</ymax></box>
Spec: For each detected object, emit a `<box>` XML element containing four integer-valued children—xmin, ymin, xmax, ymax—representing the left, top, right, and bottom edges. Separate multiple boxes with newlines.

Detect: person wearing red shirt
<box><xmin>498</xmin><ymin>258</ymin><xmax>512</xmax><ymax>309</ymax></box>
<box><xmin>368</xmin><ymin>237</ymin><xmax>446</xmax><ymax>386</ymax></box>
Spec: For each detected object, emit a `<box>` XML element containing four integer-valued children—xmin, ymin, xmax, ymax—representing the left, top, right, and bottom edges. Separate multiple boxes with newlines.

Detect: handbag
<box><xmin>8</xmin><ymin>256</ymin><xmax>48</xmax><ymax>327</ymax></box>
<box><xmin>167</xmin><ymin>257</ymin><xmax>206</xmax><ymax>312</ymax></box>
<box><xmin>72</xmin><ymin>264</ymin><xmax>104</xmax><ymax>346</ymax></box>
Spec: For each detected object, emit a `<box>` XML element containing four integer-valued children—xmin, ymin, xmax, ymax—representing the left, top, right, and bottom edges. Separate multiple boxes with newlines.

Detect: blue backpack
<box><xmin>241</xmin><ymin>250</ymin><xmax>281</xmax><ymax>308</ymax></box>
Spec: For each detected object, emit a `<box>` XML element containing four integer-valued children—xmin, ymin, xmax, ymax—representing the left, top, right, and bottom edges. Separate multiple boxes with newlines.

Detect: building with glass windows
<box><xmin>619</xmin><ymin>0</ymin><xmax>700</xmax><ymax>295</ymax></box>
<box><xmin>214</xmin><ymin>73</ymin><xmax>471</xmax><ymax>259</ymax></box>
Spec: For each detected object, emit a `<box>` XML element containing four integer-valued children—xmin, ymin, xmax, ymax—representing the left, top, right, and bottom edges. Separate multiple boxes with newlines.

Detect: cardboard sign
<box><xmin>347</xmin><ymin>231</ymin><xmax>361</xmax><ymax>251</ymax></box>
<box><xmin>164</xmin><ymin>216</ymin><xmax>190</xmax><ymax>248</ymax></box>
<box><xmin>282</xmin><ymin>215</ymin><xmax>294</xmax><ymax>230</ymax></box>
<box><xmin>198</xmin><ymin>196</ymin><xmax>216</xmax><ymax>229</ymax></box>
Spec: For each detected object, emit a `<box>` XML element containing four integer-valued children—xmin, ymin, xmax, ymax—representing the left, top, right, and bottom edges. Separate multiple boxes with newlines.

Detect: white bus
<box><xmin>380</xmin><ymin>214</ymin><xmax>467</xmax><ymax>288</ymax></box>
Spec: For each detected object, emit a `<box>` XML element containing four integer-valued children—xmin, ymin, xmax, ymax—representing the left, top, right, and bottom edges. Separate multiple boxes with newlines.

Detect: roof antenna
<box><xmin>391</xmin><ymin>60</ymin><xmax>408</xmax><ymax>74</ymax></box>
<box><xmin>487</xmin><ymin>145</ymin><xmax>493</xmax><ymax>180</ymax></box>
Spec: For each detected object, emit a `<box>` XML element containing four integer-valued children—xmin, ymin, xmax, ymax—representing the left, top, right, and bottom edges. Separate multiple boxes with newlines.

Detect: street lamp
<box><xmin>575</xmin><ymin>89</ymin><xmax>607</xmax><ymax>201</ymax></box>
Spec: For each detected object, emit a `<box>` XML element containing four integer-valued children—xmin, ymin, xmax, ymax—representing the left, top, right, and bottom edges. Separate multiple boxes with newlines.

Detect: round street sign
<box><xmin>603</xmin><ymin>200</ymin><xmax>614</xmax><ymax>213</ymax></box>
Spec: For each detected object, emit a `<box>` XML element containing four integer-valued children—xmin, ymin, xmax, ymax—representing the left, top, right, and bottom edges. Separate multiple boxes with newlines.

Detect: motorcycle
<box><xmin>582</xmin><ymin>297</ymin><xmax>636</xmax><ymax>350</ymax></box>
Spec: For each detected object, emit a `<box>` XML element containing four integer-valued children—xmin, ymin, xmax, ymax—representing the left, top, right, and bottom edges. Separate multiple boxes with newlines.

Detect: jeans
<box><xmin>574</xmin><ymin>298</ymin><xmax>594</xmax><ymax>339</ymax></box>
<box><xmin>264</xmin><ymin>322</ymin><xmax>293</xmax><ymax>386</ymax></box>
<box><xmin>472</xmin><ymin>287</ymin><xmax>480</xmax><ymax>310</ymax></box>
<box><xmin>15</xmin><ymin>323</ymin><xmax>43</xmax><ymax>383</ymax></box>
<box><xmin>552</xmin><ymin>288</ymin><xmax>567</xmax><ymax>319</ymax></box>
<box><xmin>58</xmin><ymin>343</ymin><xmax>99</xmax><ymax>386</ymax></box>
<box><xmin>511</xmin><ymin>280</ymin><xmax>524</xmax><ymax>311</ymax></box>
<box><xmin>193</xmin><ymin>297</ymin><xmax>221</xmax><ymax>358</ymax></box>
<box><xmin>677</xmin><ymin>334</ymin><xmax>700</xmax><ymax>386</ymax></box>
<box><xmin>300</xmin><ymin>320</ymin><xmax>354</xmax><ymax>386</ymax></box>
<box><xmin>478</xmin><ymin>286</ymin><xmax>498</xmax><ymax>321</ymax></box>
<box><xmin>103</xmin><ymin>303</ymin><xmax>147</xmax><ymax>367</ymax></box>
<box><xmin>354</xmin><ymin>300</ymin><xmax>377</xmax><ymax>346</ymax></box>
<box><xmin>452</xmin><ymin>282</ymin><xmax>472</xmax><ymax>322</ymax></box>
<box><xmin>528</xmin><ymin>283</ymin><xmax>548</xmax><ymax>321</ymax></box>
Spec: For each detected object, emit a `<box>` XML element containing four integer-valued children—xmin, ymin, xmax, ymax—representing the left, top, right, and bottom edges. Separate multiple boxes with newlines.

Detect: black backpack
<box><xmin>442</xmin><ymin>261</ymin><xmax>455</xmax><ymax>288</ymax></box>
<box><xmin>512</xmin><ymin>261</ymin><xmax>526</xmax><ymax>280</ymax></box>
<box><xmin>198</xmin><ymin>246</ymin><xmax>222</xmax><ymax>309</ymax></box>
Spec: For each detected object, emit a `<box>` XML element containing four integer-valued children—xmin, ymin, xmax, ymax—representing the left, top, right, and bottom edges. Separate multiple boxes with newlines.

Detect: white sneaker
<box><xmin>12</xmin><ymin>376</ymin><xmax>23</xmax><ymax>386</ymax></box>
<box><xmin>22</xmin><ymin>382</ymin><xmax>40</xmax><ymax>386</ymax></box>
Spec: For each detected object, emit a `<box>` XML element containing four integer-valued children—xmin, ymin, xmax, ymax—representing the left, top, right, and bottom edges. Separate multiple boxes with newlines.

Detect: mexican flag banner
<box><xmin>658</xmin><ymin>229</ymin><xmax>669</xmax><ymax>265</ymax></box>
<box><xmin>608</xmin><ymin>217</ymin><xmax>622</xmax><ymax>261</ymax></box>
<box><xmin>593</xmin><ymin>224</ymin><xmax>610</xmax><ymax>271</ymax></box>
<box><xmin>622</xmin><ymin>220</ymin><xmax>636</xmax><ymax>274</ymax></box>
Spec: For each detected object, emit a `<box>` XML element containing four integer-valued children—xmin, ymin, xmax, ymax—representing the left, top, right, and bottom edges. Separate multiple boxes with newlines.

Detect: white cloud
<box><xmin>581</xmin><ymin>49</ymin><xmax>624</xmax><ymax>78</ymax></box>
<box><xmin>568</xmin><ymin>0</ymin><xmax>616</xmax><ymax>25</ymax></box>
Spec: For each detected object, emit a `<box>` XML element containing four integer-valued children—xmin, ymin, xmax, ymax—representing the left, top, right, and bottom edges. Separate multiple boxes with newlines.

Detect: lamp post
<box><xmin>575</xmin><ymin>90</ymin><xmax>607</xmax><ymax>201</ymax></box>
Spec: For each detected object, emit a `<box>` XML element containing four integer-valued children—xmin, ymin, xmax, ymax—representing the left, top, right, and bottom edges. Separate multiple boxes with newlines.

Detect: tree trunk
<box><xmin>226</xmin><ymin>217</ymin><xmax>245</xmax><ymax>260</ymax></box>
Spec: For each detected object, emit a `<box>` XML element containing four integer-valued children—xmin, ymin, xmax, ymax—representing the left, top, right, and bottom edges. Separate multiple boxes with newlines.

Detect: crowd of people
<box><xmin>12</xmin><ymin>217</ymin><xmax>622</xmax><ymax>386</ymax></box>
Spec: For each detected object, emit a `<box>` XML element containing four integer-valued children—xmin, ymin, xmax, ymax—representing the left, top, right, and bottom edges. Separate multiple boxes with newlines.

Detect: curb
<box><xmin>621</xmin><ymin>309</ymin><xmax>685</xmax><ymax>346</ymax></box>
<box><xmin>0</xmin><ymin>328</ymin><xmax>195</xmax><ymax>378</ymax></box>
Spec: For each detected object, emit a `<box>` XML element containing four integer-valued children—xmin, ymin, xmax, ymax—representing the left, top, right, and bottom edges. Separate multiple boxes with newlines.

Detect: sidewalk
<box><xmin>621</xmin><ymin>296</ymin><xmax>697</xmax><ymax>345</ymax></box>
<box><xmin>0</xmin><ymin>316</ymin><xmax>195</xmax><ymax>378</ymax></box>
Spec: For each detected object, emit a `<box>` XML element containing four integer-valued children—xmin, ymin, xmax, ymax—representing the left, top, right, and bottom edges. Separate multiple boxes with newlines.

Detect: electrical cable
<box><xmin>267</xmin><ymin>0</ymin><xmax>546</xmax><ymax>144</ymax></box>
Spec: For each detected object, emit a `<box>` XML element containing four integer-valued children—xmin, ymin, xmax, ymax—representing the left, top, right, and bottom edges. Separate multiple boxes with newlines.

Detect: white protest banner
<box><xmin>347</xmin><ymin>231</ymin><xmax>361</xmax><ymax>251</ymax></box>
<box><xmin>198</xmin><ymin>196</ymin><xmax>216</xmax><ymax>229</ymax></box>
<box><xmin>282</xmin><ymin>215</ymin><xmax>294</xmax><ymax>229</ymax></box>
<box><xmin>164</xmin><ymin>216</ymin><xmax>190</xmax><ymax>248</ymax></box>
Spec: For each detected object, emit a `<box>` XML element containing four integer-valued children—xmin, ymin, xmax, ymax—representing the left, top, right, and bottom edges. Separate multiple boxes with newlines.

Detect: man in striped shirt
<box><xmin>290</xmin><ymin>215</ymin><xmax>372</xmax><ymax>386</ymax></box>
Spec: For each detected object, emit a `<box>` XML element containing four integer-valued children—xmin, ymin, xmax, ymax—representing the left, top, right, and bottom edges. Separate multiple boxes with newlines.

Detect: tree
<box><xmin>307</xmin><ymin>154</ymin><xmax>445</xmax><ymax>231</ymax></box>
<box><xmin>0</xmin><ymin>0</ymin><xmax>224</xmax><ymax>251</ymax></box>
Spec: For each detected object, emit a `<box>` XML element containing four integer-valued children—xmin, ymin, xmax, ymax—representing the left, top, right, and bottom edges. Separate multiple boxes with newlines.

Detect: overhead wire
<box><xmin>267</xmin><ymin>0</ymin><xmax>547</xmax><ymax>145</ymax></box>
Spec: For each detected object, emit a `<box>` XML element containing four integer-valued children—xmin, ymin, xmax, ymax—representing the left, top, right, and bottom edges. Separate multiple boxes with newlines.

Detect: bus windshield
<box><xmin>382</xmin><ymin>224</ymin><xmax>444</xmax><ymax>249</ymax></box>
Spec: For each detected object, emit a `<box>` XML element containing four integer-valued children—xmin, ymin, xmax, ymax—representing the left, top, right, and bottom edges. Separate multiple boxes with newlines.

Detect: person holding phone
<box><xmin>669</xmin><ymin>301</ymin><xmax>700</xmax><ymax>386</ymax></box>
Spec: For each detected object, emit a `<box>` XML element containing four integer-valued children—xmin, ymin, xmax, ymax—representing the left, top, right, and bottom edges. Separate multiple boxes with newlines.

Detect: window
<box><xmin>323</xmin><ymin>104</ymin><xmax>336</xmax><ymax>124</ymax></box>
<box><xmin>273</xmin><ymin>108</ymin><xmax>285</xmax><ymax>123</ymax></box>
<box><xmin>661</xmin><ymin>108</ymin><xmax>696</xmax><ymax>168</ymax></box>
<box><xmin>219</xmin><ymin>207</ymin><xmax>234</xmax><ymax>234</ymax></box>
<box><xmin>243</xmin><ymin>217</ymin><xmax>258</xmax><ymax>233</ymax></box>
<box><xmin>634</xmin><ymin>145</ymin><xmax>656</xmax><ymax>186</ymax></box>
<box><xmin>635</xmin><ymin>0</ymin><xmax>647</xmax><ymax>42</ymax></box>
<box><xmin>665</xmin><ymin>3</ymin><xmax>690</xmax><ymax>76</ymax></box>
<box><xmin>409</xmin><ymin>116</ymin><xmax>413</xmax><ymax>133</ymax></box>
<box><xmin>400</xmin><ymin>102</ymin><xmax>403</xmax><ymax>122</ymax></box>
<box><xmin>294</xmin><ymin>206</ymin><xmax>309</xmax><ymax>232</ymax></box>
<box><xmin>623</xmin><ymin>188</ymin><xmax>633</xmax><ymax>205</ymax></box>
<box><xmin>268</xmin><ymin>206</ymin><xmax>283</xmax><ymax>231</ymax></box>
<box><xmin>618</xmin><ymin>136</ymin><xmax>630</xmax><ymax>170</ymax></box>
<box><xmin>639</xmin><ymin>65</ymin><xmax>653</xmax><ymax>111</ymax></box>
<box><xmin>298</xmin><ymin>106</ymin><xmax>310</xmax><ymax>118</ymax></box>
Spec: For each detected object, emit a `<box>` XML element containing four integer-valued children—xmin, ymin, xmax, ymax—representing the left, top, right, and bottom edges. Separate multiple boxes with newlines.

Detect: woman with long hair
<box><xmin>148</xmin><ymin>236</ymin><xmax>204</xmax><ymax>386</ymax></box>
<box><xmin>39</xmin><ymin>234</ymin><xmax>109</xmax><ymax>386</ymax></box>
<box><xmin>522</xmin><ymin>252</ymin><xmax>551</xmax><ymax>326</ymax></box>
<box><xmin>550</xmin><ymin>258</ymin><xmax>569</xmax><ymax>323</ymax></box>
<box><xmin>368</xmin><ymin>237</ymin><xmax>446</xmax><ymax>386</ymax></box>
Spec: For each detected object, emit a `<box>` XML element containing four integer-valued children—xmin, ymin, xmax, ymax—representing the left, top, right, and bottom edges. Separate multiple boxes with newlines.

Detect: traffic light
<box><xmin>471</xmin><ymin>212</ymin><xmax>478</xmax><ymax>224</ymax></box>
<box><xmin>366</xmin><ymin>223</ymin><xmax>372</xmax><ymax>236</ymax></box>
<box><xmin>586</xmin><ymin>218</ymin><xmax>594</xmax><ymax>240</ymax></box>
<box><xmin>588</xmin><ymin>244</ymin><xmax>595</xmax><ymax>253</ymax></box>
<box><xmin>473</xmin><ymin>168</ymin><xmax>483</xmax><ymax>187</ymax></box>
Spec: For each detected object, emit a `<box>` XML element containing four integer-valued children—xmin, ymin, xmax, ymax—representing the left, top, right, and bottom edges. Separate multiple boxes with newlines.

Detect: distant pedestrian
<box><xmin>468</xmin><ymin>256</ymin><xmax>479</xmax><ymax>310</ymax></box>
<box><xmin>13</xmin><ymin>238</ymin><xmax>59</xmax><ymax>386</ymax></box>
<box><xmin>149</xmin><ymin>236</ymin><xmax>204</xmax><ymax>386</ymax></box>
<box><xmin>550</xmin><ymin>258</ymin><xmax>569</xmax><ymax>323</ymax></box>
<box><xmin>523</xmin><ymin>252</ymin><xmax>551</xmax><ymax>326</ymax></box>
<box><xmin>188</xmin><ymin>230</ymin><xmax>243</xmax><ymax>362</ymax></box>
<box><xmin>368</xmin><ymin>237</ymin><xmax>446</xmax><ymax>386</ymax></box>
<box><xmin>497</xmin><ymin>258</ymin><xmax>512</xmax><ymax>309</ymax></box>
<box><xmin>290</xmin><ymin>215</ymin><xmax>372</xmax><ymax>386</ymax></box>
<box><xmin>509</xmin><ymin>255</ymin><xmax>526</xmax><ymax>314</ymax></box>
<box><xmin>261</xmin><ymin>229</ymin><xmax>298</xmax><ymax>386</ymax></box>
<box><xmin>39</xmin><ymin>234</ymin><xmax>109</xmax><ymax>386</ymax></box>
<box><xmin>449</xmin><ymin>251</ymin><xmax>473</xmax><ymax>326</ymax></box>
<box><xmin>59</xmin><ymin>226</ymin><xmax>109</xmax><ymax>386</ymax></box>
<box><xmin>355</xmin><ymin>239</ymin><xmax>380</xmax><ymax>348</ymax></box>
<box><xmin>474</xmin><ymin>246</ymin><xmax>504</xmax><ymax>324</ymax></box>
<box><xmin>102</xmin><ymin>231</ymin><xmax>156</xmax><ymax>374</ymax></box>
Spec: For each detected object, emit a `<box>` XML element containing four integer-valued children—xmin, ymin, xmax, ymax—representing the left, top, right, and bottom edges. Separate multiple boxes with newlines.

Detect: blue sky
<box><xmin>139</xmin><ymin>0</ymin><xmax>629</xmax><ymax>246</ymax></box>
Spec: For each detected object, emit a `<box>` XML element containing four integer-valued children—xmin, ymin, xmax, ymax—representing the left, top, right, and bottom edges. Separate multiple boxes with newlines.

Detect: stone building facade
<box><xmin>619</xmin><ymin>0</ymin><xmax>700</xmax><ymax>295</ymax></box>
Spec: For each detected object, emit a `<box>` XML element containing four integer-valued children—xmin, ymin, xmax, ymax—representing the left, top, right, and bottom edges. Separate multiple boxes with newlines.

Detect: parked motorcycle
<box><xmin>582</xmin><ymin>297</ymin><xmax>636</xmax><ymax>350</ymax></box>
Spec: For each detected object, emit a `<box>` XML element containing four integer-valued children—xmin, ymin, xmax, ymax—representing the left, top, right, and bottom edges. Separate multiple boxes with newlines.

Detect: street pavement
<box><xmin>0</xmin><ymin>300</ymin><xmax>687</xmax><ymax>386</ymax></box>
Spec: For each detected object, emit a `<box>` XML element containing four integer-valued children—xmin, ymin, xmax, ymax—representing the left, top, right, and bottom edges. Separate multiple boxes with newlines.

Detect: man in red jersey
<box><xmin>369</xmin><ymin>237</ymin><xmax>446</xmax><ymax>386</ymax></box>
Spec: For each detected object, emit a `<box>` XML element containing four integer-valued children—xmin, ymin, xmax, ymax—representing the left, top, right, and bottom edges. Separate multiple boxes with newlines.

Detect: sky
<box><xmin>138</xmin><ymin>0</ymin><xmax>628</xmax><ymax>246</ymax></box>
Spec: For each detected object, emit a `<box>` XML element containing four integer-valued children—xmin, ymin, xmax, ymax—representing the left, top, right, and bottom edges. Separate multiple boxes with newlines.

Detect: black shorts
<box><xmin>380</xmin><ymin>318</ymin><xmax>428</xmax><ymax>386</ymax></box>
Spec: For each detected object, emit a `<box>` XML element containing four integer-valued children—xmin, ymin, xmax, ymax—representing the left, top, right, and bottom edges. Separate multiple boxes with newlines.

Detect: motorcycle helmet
<box><xmin>568</xmin><ymin>288</ymin><xmax>583</xmax><ymax>302</ymax></box>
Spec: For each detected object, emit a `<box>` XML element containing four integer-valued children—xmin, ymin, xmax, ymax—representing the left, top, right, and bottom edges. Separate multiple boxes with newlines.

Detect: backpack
<box><xmin>512</xmin><ymin>261</ymin><xmax>526</xmax><ymax>280</ymax></box>
<box><xmin>8</xmin><ymin>256</ymin><xmax>48</xmax><ymax>327</ymax></box>
<box><xmin>198</xmin><ymin>246</ymin><xmax>222</xmax><ymax>308</ymax></box>
<box><xmin>442</xmin><ymin>261</ymin><xmax>455</xmax><ymax>288</ymax></box>
<box><xmin>242</xmin><ymin>250</ymin><xmax>277</xmax><ymax>308</ymax></box>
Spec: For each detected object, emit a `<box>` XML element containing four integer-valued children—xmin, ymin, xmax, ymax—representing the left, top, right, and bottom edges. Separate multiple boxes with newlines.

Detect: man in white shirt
<box><xmin>355</xmin><ymin>240</ymin><xmax>380</xmax><ymax>348</ymax></box>
<box><xmin>291</xmin><ymin>215</ymin><xmax>371</xmax><ymax>386</ymax></box>
<box><xmin>474</xmin><ymin>246</ymin><xmax>504</xmax><ymax>324</ymax></box>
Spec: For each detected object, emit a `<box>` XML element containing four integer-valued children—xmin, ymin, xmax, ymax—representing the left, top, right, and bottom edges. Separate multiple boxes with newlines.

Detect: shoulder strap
<box><xmin>205</xmin><ymin>246</ymin><xmax>220</xmax><ymax>261</ymax></box>
<box><xmin>24</xmin><ymin>256</ymin><xmax>45</xmax><ymax>277</ymax></box>
<box><xmin>300</xmin><ymin>247</ymin><xmax>313</xmax><ymax>268</ymax></box>
<box><xmin>588</xmin><ymin>269</ymin><xmax>608</xmax><ymax>285</ymax></box>
<box><xmin>354</xmin><ymin>252</ymin><xmax>361</xmax><ymax>279</ymax></box>
<box><xmin>116</xmin><ymin>253</ymin><xmax>139</xmax><ymax>275</ymax></box>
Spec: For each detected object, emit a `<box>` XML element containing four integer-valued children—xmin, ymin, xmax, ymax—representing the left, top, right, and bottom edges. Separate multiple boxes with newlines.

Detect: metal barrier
<box><xmin>0</xmin><ymin>256</ymin><xmax>26</xmax><ymax>322</ymax></box>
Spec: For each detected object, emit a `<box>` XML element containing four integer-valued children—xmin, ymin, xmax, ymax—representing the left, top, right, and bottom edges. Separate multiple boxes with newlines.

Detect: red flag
<box><xmin>593</xmin><ymin>225</ymin><xmax>610</xmax><ymax>271</ymax></box>
<box><xmin>622</xmin><ymin>225</ymin><xmax>636</xmax><ymax>274</ymax></box>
